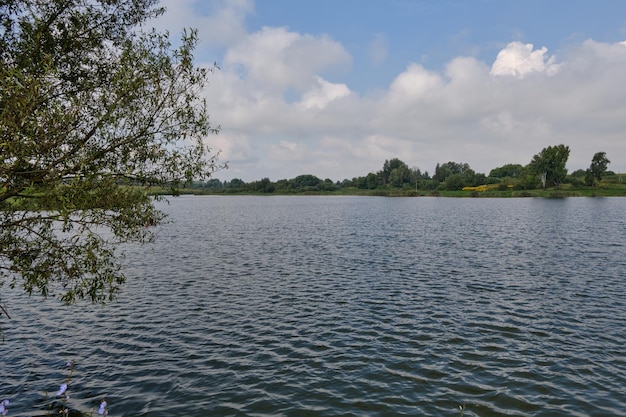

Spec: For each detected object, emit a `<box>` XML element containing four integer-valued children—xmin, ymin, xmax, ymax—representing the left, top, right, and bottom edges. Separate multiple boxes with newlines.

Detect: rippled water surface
<box><xmin>2</xmin><ymin>196</ymin><xmax>626</xmax><ymax>416</ymax></box>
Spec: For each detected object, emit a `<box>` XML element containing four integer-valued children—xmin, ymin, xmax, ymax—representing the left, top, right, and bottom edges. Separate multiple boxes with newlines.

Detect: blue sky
<box><xmin>156</xmin><ymin>0</ymin><xmax>626</xmax><ymax>181</ymax></box>
<box><xmin>243</xmin><ymin>0</ymin><xmax>626</xmax><ymax>91</ymax></box>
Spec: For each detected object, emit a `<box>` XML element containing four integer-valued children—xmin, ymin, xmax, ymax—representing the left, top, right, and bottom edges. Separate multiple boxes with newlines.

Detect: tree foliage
<box><xmin>193</xmin><ymin>147</ymin><xmax>620</xmax><ymax>196</ymax></box>
<box><xmin>528</xmin><ymin>145</ymin><xmax>570</xmax><ymax>188</ymax></box>
<box><xmin>585</xmin><ymin>152</ymin><xmax>610</xmax><ymax>186</ymax></box>
<box><xmin>380</xmin><ymin>158</ymin><xmax>407</xmax><ymax>186</ymax></box>
<box><xmin>290</xmin><ymin>174</ymin><xmax>322</xmax><ymax>189</ymax></box>
<box><xmin>1</xmin><ymin>0</ymin><xmax>221</xmax><ymax>307</ymax></box>
<box><xmin>433</xmin><ymin>161</ymin><xmax>472</xmax><ymax>182</ymax></box>
<box><xmin>489</xmin><ymin>164</ymin><xmax>524</xmax><ymax>179</ymax></box>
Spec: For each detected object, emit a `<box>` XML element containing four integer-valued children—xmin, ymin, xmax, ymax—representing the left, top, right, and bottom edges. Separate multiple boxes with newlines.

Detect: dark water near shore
<box><xmin>2</xmin><ymin>196</ymin><xmax>625</xmax><ymax>416</ymax></box>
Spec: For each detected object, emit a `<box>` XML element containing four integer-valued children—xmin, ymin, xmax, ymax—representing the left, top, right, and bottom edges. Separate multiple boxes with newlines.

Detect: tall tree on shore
<box><xmin>433</xmin><ymin>161</ymin><xmax>472</xmax><ymax>182</ymax></box>
<box><xmin>528</xmin><ymin>145</ymin><xmax>570</xmax><ymax>188</ymax></box>
<box><xmin>585</xmin><ymin>152</ymin><xmax>610</xmax><ymax>186</ymax></box>
<box><xmin>381</xmin><ymin>158</ymin><xmax>408</xmax><ymax>186</ymax></box>
<box><xmin>1</xmin><ymin>0</ymin><xmax>221</xmax><ymax>313</ymax></box>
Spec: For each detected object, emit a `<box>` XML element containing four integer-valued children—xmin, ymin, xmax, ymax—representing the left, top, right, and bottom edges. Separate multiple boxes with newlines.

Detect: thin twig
<box><xmin>0</xmin><ymin>303</ymin><xmax>11</xmax><ymax>319</ymax></box>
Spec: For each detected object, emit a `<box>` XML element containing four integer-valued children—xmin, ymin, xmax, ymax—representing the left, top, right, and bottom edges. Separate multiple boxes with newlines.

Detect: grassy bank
<box><xmin>153</xmin><ymin>182</ymin><xmax>626</xmax><ymax>198</ymax></box>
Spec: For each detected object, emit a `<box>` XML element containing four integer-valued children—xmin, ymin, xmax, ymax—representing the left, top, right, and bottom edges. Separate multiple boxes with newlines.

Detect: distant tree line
<box><xmin>192</xmin><ymin>145</ymin><xmax>616</xmax><ymax>193</ymax></box>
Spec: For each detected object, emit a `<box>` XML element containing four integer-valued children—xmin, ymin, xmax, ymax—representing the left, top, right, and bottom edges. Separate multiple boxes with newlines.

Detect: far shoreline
<box><xmin>150</xmin><ymin>184</ymin><xmax>626</xmax><ymax>198</ymax></box>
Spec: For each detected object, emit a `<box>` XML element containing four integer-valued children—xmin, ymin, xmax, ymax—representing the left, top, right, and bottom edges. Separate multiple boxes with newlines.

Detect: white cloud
<box><xmin>490</xmin><ymin>41</ymin><xmax>560</xmax><ymax>78</ymax></box>
<box><xmin>269</xmin><ymin>140</ymin><xmax>309</xmax><ymax>162</ymax></box>
<box><xmin>211</xmin><ymin>132</ymin><xmax>256</xmax><ymax>164</ymax></box>
<box><xmin>156</xmin><ymin>0</ymin><xmax>252</xmax><ymax>48</ymax></box>
<box><xmin>224</xmin><ymin>26</ymin><xmax>351</xmax><ymax>93</ymax></box>
<box><xmin>480</xmin><ymin>112</ymin><xmax>553</xmax><ymax>143</ymax></box>
<box><xmin>152</xmin><ymin>3</ymin><xmax>626</xmax><ymax>181</ymax></box>
<box><xmin>202</xmin><ymin>0</ymin><xmax>254</xmax><ymax>46</ymax></box>
<box><xmin>297</xmin><ymin>77</ymin><xmax>352</xmax><ymax>110</ymax></box>
<box><xmin>388</xmin><ymin>63</ymin><xmax>443</xmax><ymax>100</ymax></box>
<box><xmin>200</xmin><ymin>25</ymin><xmax>626</xmax><ymax>181</ymax></box>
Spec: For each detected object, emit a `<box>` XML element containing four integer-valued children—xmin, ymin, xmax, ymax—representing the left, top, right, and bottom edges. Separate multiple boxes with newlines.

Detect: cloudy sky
<box><xmin>155</xmin><ymin>0</ymin><xmax>626</xmax><ymax>182</ymax></box>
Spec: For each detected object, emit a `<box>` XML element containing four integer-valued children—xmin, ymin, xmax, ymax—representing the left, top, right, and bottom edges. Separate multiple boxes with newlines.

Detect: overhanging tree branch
<box><xmin>1</xmin><ymin>0</ymin><xmax>224</xmax><ymax>315</ymax></box>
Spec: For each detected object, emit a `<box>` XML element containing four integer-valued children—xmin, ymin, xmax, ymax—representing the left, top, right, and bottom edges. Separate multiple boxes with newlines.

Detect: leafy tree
<box><xmin>432</xmin><ymin>163</ymin><xmax>448</xmax><ymax>182</ymax></box>
<box><xmin>203</xmin><ymin>179</ymin><xmax>223</xmax><ymax>189</ymax></box>
<box><xmin>585</xmin><ymin>152</ymin><xmax>610</xmax><ymax>186</ymax></box>
<box><xmin>1</xmin><ymin>1</ymin><xmax>221</xmax><ymax>310</ymax></box>
<box><xmin>320</xmin><ymin>178</ymin><xmax>336</xmax><ymax>191</ymax></box>
<box><xmin>570</xmin><ymin>169</ymin><xmax>587</xmax><ymax>178</ymax></box>
<box><xmin>352</xmin><ymin>176</ymin><xmax>367</xmax><ymax>189</ymax></box>
<box><xmin>528</xmin><ymin>145</ymin><xmax>570</xmax><ymax>188</ymax></box>
<box><xmin>470</xmin><ymin>172</ymin><xmax>489</xmax><ymax>187</ymax></box>
<box><xmin>365</xmin><ymin>173</ymin><xmax>378</xmax><ymax>189</ymax></box>
<box><xmin>339</xmin><ymin>179</ymin><xmax>352</xmax><ymax>188</ymax></box>
<box><xmin>514</xmin><ymin>174</ymin><xmax>541</xmax><ymax>190</ymax></box>
<box><xmin>410</xmin><ymin>167</ymin><xmax>427</xmax><ymax>181</ymax></box>
<box><xmin>444</xmin><ymin>174</ymin><xmax>465</xmax><ymax>191</ymax></box>
<box><xmin>381</xmin><ymin>158</ymin><xmax>408</xmax><ymax>185</ymax></box>
<box><xmin>489</xmin><ymin>164</ymin><xmax>524</xmax><ymax>178</ymax></box>
<box><xmin>252</xmin><ymin>178</ymin><xmax>274</xmax><ymax>193</ymax></box>
<box><xmin>227</xmin><ymin>178</ymin><xmax>246</xmax><ymax>189</ymax></box>
<box><xmin>433</xmin><ymin>161</ymin><xmax>472</xmax><ymax>182</ymax></box>
<box><xmin>388</xmin><ymin>165</ymin><xmax>411</xmax><ymax>188</ymax></box>
<box><xmin>409</xmin><ymin>167</ymin><xmax>428</xmax><ymax>190</ymax></box>
<box><xmin>291</xmin><ymin>174</ymin><xmax>321</xmax><ymax>189</ymax></box>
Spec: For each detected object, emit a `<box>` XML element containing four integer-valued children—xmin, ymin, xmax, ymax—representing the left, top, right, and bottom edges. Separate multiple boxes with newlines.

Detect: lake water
<box><xmin>2</xmin><ymin>196</ymin><xmax>625</xmax><ymax>416</ymax></box>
